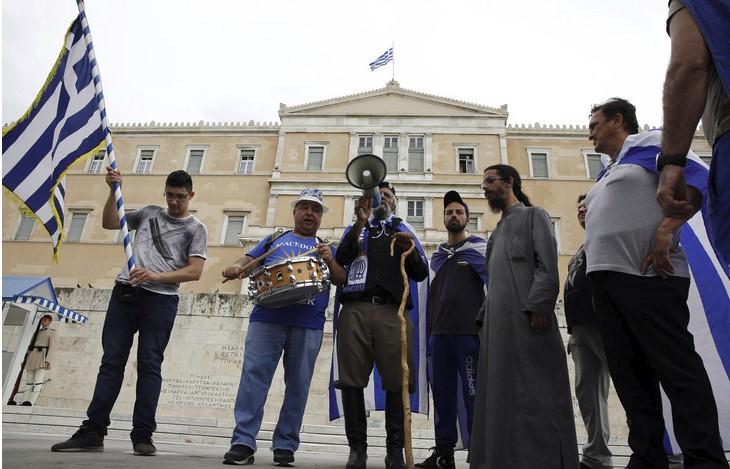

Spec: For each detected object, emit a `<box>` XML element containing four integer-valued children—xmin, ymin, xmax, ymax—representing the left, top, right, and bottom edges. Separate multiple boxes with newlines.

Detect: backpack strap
<box><xmin>264</xmin><ymin>228</ymin><xmax>291</xmax><ymax>251</ymax></box>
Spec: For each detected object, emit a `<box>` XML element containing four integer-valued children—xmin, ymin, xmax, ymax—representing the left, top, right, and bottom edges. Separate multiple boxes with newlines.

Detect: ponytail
<box><xmin>484</xmin><ymin>164</ymin><xmax>532</xmax><ymax>206</ymax></box>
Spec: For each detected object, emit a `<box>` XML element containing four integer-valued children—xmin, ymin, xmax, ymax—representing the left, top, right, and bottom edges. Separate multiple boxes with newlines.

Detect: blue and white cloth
<box><xmin>329</xmin><ymin>217</ymin><xmax>430</xmax><ymax>419</ymax></box>
<box><xmin>369</xmin><ymin>47</ymin><xmax>394</xmax><ymax>71</ymax></box>
<box><xmin>2</xmin><ymin>17</ymin><xmax>105</xmax><ymax>260</ymax></box>
<box><xmin>599</xmin><ymin>130</ymin><xmax>730</xmax><ymax>452</ymax></box>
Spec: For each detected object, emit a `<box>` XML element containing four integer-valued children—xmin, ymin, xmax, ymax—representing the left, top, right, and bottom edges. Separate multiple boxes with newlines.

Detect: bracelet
<box><xmin>656</xmin><ymin>152</ymin><xmax>687</xmax><ymax>172</ymax></box>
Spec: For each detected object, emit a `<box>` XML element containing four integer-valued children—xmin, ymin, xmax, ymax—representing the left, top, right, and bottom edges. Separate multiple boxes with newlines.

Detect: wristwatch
<box><xmin>656</xmin><ymin>152</ymin><xmax>687</xmax><ymax>172</ymax></box>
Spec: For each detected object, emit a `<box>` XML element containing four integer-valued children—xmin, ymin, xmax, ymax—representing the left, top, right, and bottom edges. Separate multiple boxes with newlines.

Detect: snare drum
<box><xmin>247</xmin><ymin>256</ymin><xmax>331</xmax><ymax>308</ymax></box>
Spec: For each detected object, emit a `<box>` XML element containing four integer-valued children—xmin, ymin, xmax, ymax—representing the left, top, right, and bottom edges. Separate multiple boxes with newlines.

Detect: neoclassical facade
<box><xmin>3</xmin><ymin>82</ymin><xmax>712</xmax><ymax>294</ymax></box>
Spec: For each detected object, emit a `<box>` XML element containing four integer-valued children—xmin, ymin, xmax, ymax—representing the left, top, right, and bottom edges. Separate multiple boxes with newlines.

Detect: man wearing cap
<box><xmin>221</xmin><ymin>189</ymin><xmax>345</xmax><ymax>466</ymax></box>
<box><xmin>416</xmin><ymin>191</ymin><xmax>487</xmax><ymax>469</ymax></box>
<box><xmin>10</xmin><ymin>314</ymin><xmax>56</xmax><ymax>406</ymax></box>
<box><xmin>334</xmin><ymin>181</ymin><xmax>429</xmax><ymax>469</ymax></box>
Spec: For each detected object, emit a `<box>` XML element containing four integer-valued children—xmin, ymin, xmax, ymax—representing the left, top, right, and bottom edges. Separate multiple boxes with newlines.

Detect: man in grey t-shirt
<box><xmin>585</xmin><ymin>98</ymin><xmax>726</xmax><ymax>469</ymax></box>
<box><xmin>52</xmin><ymin>169</ymin><xmax>207</xmax><ymax>457</ymax></box>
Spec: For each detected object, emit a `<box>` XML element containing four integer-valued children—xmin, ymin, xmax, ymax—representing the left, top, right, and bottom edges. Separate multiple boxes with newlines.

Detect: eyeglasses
<box><xmin>164</xmin><ymin>191</ymin><xmax>190</xmax><ymax>200</ymax></box>
<box><xmin>482</xmin><ymin>176</ymin><xmax>503</xmax><ymax>184</ymax></box>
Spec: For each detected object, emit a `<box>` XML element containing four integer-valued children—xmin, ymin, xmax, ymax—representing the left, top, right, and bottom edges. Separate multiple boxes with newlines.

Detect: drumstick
<box><xmin>221</xmin><ymin>244</ymin><xmax>282</xmax><ymax>283</ymax></box>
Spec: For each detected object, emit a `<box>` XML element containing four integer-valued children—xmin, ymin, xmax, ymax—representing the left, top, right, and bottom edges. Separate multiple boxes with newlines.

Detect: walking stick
<box><xmin>391</xmin><ymin>236</ymin><xmax>415</xmax><ymax>469</ymax></box>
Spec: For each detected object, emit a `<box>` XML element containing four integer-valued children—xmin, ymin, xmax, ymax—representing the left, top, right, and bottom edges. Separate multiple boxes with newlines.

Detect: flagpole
<box><xmin>392</xmin><ymin>41</ymin><xmax>395</xmax><ymax>82</ymax></box>
<box><xmin>76</xmin><ymin>0</ymin><xmax>136</xmax><ymax>272</ymax></box>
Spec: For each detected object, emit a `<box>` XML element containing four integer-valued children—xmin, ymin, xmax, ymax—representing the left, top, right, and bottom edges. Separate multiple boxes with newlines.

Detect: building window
<box><xmin>185</xmin><ymin>147</ymin><xmax>206</xmax><ymax>174</ymax></box>
<box><xmin>223</xmin><ymin>214</ymin><xmax>247</xmax><ymax>246</ymax></box>
<box><xmin>237</xmin><ymin>147</ymin><xmax>256</xmax><ymax>175</ymax></box>
<box><xmin>407</xmin><ymin>200</ymin><xmax>424</xmax><ymax>229</ymax></box>
<box><xmin>305</xmin><ymin>143</ymin><xmax>326</xmax><ymax>171</ymax></box>
<box><xmin>408</xmin><ymin>136</ymin><xmax>424</xmax><ymax>173</ymax></box>
<box><xmin>528</xmin><ymin>150</ymin><xmax>549</xmax><ymax>178</ymax></box>
<box><xmin>383</xmin><ymin>135</ymin><xmax>399</xmax><ymax>173</ymax></box>
<box><xmin>135</xmin><ymin>147</ymin><xmax>156</xmax><ymax>174</ymax></box>
<box><xmin>67</xmin><ymin>211</ymin><xmax>89</xmax><ymax>242</ymax></box>
<box><xmin>458</xmin><ymin>148</ymin><xmax>475</xmax><ymax>174</ymax></box>
<box><xmin>14</xmin><ymin>213</ymin><xmax>35</xmax><ymax>240</ymax></box>
<box><xmin>467</xmin><ymin>214</ymin><xmax>480</xmax><ymax>232</ymax></box>
<box><xmin>583</xmin><ymin>150</ymin><xmax>603</xmax><ymax>179</ymax></box>
<box><xmin>358</xmin><ymin>135</ymin><xmax>373</xmax><ymax>155</ymax></box>
<box><xmin>86</xmin><ymin>150</ymin><xmax>106</xmax><ymax>174</ymax></box>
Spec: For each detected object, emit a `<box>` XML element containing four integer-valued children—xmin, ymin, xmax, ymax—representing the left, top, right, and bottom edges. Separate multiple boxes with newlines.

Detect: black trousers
<box><xmin>589</xmin><ymin>271</ymin><xmax>727</xmax><ymax>469</ymax></box>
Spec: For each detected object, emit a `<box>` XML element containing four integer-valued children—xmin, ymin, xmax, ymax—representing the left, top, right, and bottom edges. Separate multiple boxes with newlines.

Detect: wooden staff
<box><xmin>221</xmin><ymin>244</ymin><xmax>282</xmax><ymax>283</ymax></box>
<box><xmin>390</xmin><ymin>236</ymin><xmax>415</xmax><ymax>469</ymax></box>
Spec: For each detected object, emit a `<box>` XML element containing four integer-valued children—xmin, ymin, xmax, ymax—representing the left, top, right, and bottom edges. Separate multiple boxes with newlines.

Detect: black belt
<box><xmin>33</xmin><ymin>346</ymin><xmax>48</xmax><ymax>352</ymax></box>
<box><xmin>358</xmin><ymin>294</ymin><xmax>396</xmax><ymax>305</ymax></box>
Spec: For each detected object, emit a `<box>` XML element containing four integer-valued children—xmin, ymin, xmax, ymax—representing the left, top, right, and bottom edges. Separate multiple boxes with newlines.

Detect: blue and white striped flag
<box><xmin>12</xmin><ymin>295</ymin><xmax>89</xmax><ymax>325</ymax></box>
<box><xmin>601</xmin><ymin>130</ymin><xmax>730</xmax><ymax>452</ymax></box>
<box><xmin>2</xmin><ymin>16</ymin><xmax>105</xmax><ymax>260</ymax></box>
<box><xmin>369</xmin><ymin>47</ymin><xmax>394</xmax><ymax>71</ymax></box>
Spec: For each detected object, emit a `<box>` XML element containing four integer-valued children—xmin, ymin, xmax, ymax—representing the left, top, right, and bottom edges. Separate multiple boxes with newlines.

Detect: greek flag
<box><xmin>369</xmin><ymin>47</ymin><xmax>393</xmax><ymax>71</ymax></box>
<box><xmin>603</xmin><ymin>130</ymin><xmax>730</xmax><ymax>452</ymax></box>
<box><xmin>2</xmin><ymin>16</ymin><xmax>105</xmax><ymax>260</ymax></box>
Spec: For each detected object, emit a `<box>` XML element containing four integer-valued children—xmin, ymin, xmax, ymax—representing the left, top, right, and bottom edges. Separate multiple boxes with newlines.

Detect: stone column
<box><xmin>266</xmin><ymin>194</ymin><xmax>278</xmax><ymax>226</ymax></box>
<box><xmin>274</xmin><ymin>131</ymin><xmax>286</xmax><ymax>178</ymax></box>
<box><xmin>499</xmin><ymin>131</ymin><xmax>508</xmax><ymax>165</ymax></box>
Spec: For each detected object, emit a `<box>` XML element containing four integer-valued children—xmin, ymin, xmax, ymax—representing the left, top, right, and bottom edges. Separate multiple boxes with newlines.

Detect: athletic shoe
<box><xmin>223</xmin><ymin>444</ymin><xmax>255</xmax><ymax>465</ymax></box>
<box><xmin>273</xmin><ymin>449</ymin><xmax>295</xmax><ymax>466</ymax></box>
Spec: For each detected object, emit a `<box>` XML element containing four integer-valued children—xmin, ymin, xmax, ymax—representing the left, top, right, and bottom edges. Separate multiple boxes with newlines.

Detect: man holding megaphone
<box><xmin>333</xmin><ymin>176</ymin><xmax>429</xmax><ymax>469</ymax></box>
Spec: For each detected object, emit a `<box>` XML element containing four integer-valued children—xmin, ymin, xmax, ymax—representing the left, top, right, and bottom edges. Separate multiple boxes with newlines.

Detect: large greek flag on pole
<box><xmin>369</xmin><ymin>47</ymin><xmax>394</xmax><ymax>71</ymax></box>
<box><xmin>601</xmin><ymin>130</ymin><xmax>730</xmax><ymax>452</ymax></box>
<box><xmin>329</xmin><ymin>219</ymin><xmax>430</xmax><ymax>420</ymax></box>
<box><xmin>2</xmin><ymin>17</ymin><xmax>105</xmax><ymax>260</ymax></box>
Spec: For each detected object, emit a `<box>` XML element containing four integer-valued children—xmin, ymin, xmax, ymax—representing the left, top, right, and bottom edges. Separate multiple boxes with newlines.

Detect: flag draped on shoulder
<box><xmin>2</xmin><ymin>16</ymin><xmax>105</xmax><ymax>260</ymax></box>
<box><xmin>329</xmin><ymin>217</ymin><xmax>430</xmax><ymax>420</ymax></box>
<box><xmin>599</xmin><ymin>130</ymin><xmax>730</xmax><ymax>451</ymax></box>
<box><xmin>369</xmin><ymin>47</ymin><xmax>394</xmax><ymax>71</ymax></box>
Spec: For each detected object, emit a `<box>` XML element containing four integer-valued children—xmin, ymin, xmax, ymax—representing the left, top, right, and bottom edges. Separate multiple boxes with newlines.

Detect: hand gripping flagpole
<box><xmin>76</xmin><ymin>0</ymin><xmax>136</xmax><ymax>272</ymax></box>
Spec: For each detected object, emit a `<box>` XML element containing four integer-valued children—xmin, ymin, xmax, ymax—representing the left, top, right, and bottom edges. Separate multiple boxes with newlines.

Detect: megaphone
<box><xmin>346</xmin><ymin>154</ymin><xmax>387</xmax><ymax>209</ymax></box>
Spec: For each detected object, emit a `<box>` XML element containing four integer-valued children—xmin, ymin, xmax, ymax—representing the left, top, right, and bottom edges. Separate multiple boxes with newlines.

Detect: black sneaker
<box><xmin>415</xmin><ymin>447</ymin><xmax>455</xmax><ymax>469</ymax></box>
<box><xmin>223</xmin><ymin>444</ymin><xmax>255</xmax><ymax>465</ymax></box>
<box><xmin>51</xmin><ymin>427</ymin><xmax>104</xmax><ymax>452</ymax></box>
<box><xmin>273</xmin><ymin>449</ymin><xmax>295</xmax><ymax>466</ymax></box>
<box><xmin>133</xmin><ymin>439</ymin><xmax>157</xmax><ymax>456</ymax></box>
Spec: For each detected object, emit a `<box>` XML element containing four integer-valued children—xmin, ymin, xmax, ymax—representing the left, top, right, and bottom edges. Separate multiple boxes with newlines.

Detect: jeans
<box><xmin>231</xmin><ymin>321</ymin><xmax>323</xmax><ymax>452</ymax></box>
<box><xmin>85</xmin><ymin>287</ymin><xmax>178</xmax><ymax>442</ymax></box>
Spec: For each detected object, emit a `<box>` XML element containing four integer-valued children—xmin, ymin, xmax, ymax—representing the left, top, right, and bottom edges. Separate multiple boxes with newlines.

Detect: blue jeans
<box><xmin>231</xmin><ymin>321</ymin><xmax>323</xmax><ymax>452</ymax></box>
<box><xmin>85</xmin><ymin>287</ymin><xmax>178</xmax><ymax>442</ymax></box>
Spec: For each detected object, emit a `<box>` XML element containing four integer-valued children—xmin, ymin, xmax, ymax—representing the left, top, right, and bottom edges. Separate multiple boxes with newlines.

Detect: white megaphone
<box><xmin>346</xmin><ymin>154</ymin><xmax>388</xmax><ymax>209</ymax></box>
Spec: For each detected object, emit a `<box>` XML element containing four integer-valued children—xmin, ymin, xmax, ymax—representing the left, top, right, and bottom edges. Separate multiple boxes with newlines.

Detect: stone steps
<box><xmin>3</xmin><ymin>405</ymin><xmax>641</xmax><ymax>465</ymax></box>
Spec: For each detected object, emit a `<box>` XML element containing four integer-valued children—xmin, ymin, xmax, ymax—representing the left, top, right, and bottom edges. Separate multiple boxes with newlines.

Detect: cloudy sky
<box><xmin>3</xmin><ymin>1</ymin><xmax>671</xmax><ymax>128</ymax></box>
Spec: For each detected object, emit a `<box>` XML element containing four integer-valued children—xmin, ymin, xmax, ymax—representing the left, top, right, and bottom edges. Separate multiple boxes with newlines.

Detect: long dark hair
<box><xmin>485</xmin><ymin>164</ymin><xmax>532</xmax><ymax>207</ymax></box>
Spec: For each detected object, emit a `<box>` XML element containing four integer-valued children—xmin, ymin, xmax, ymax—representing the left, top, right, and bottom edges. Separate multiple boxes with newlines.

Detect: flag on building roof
<box><xmin>369</xmin><ymin>47</ymin><xmax>394</xmax><ymax>71</ymax></box>
<box><xmin>2</xmin><ymin>16</ymin><xmax>105</xmax><ymax>260</ymax></box>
